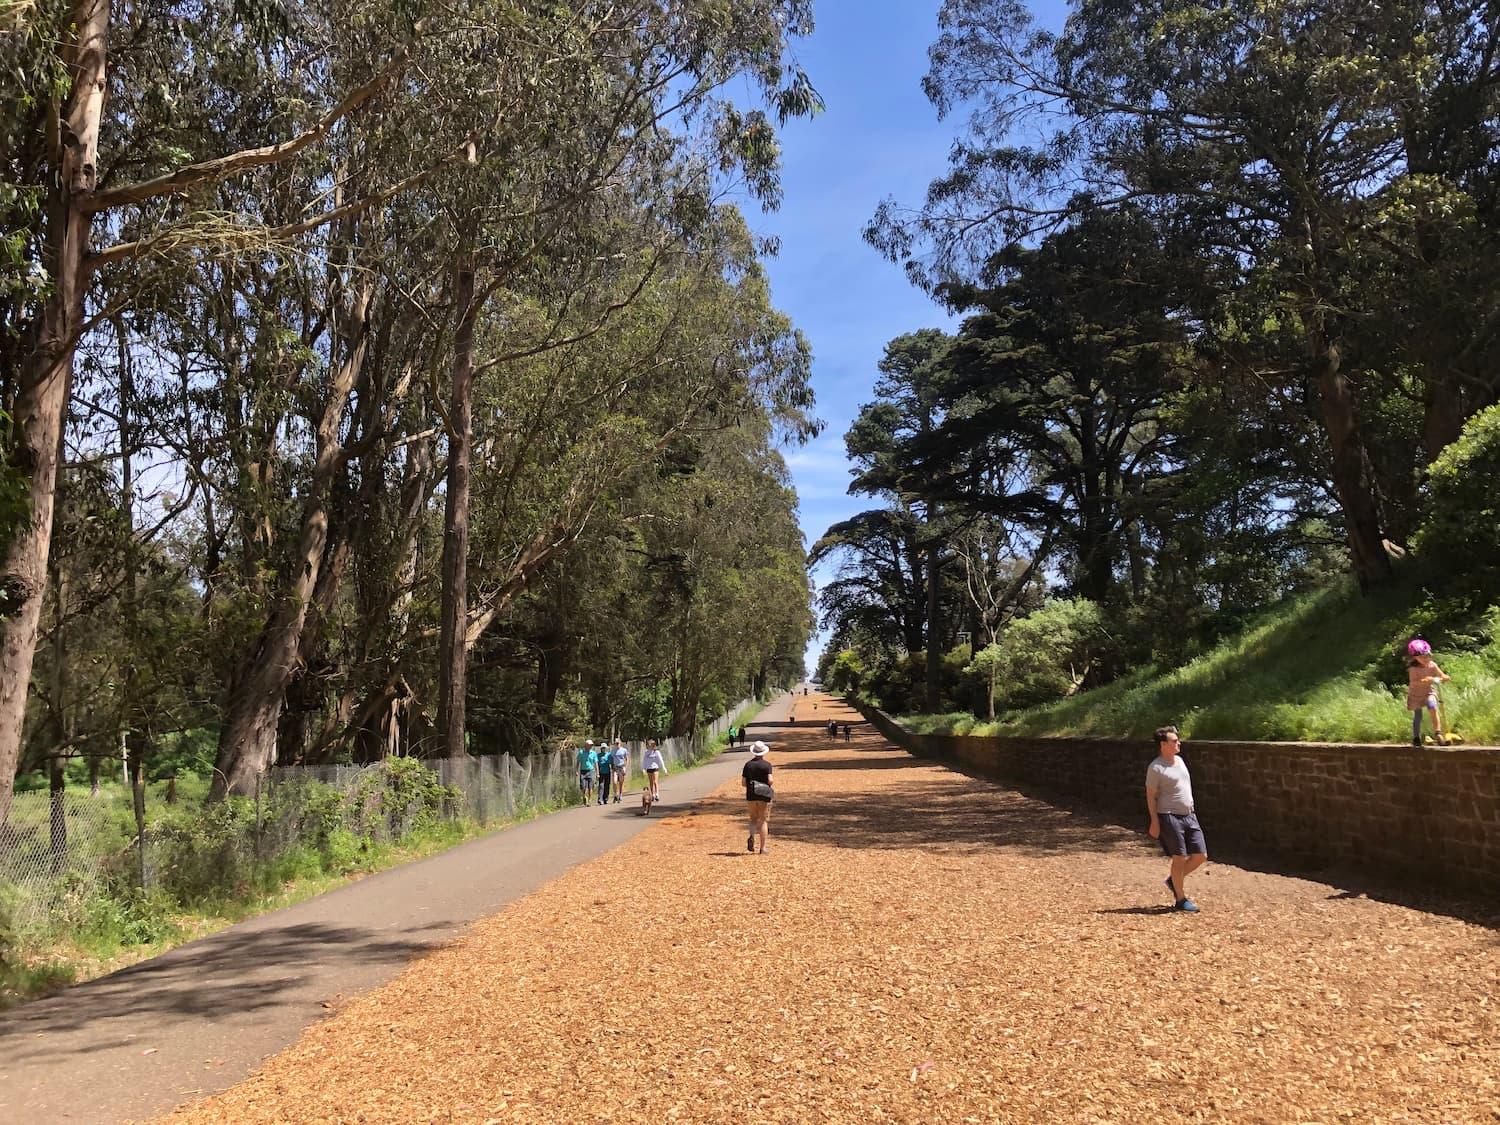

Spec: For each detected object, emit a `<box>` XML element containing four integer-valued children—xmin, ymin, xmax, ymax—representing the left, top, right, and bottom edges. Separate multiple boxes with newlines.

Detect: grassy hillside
<box><xmin>903</xmin><ymin>577</ymin><xmax>1500</xmax><ymax>745</ymax></box>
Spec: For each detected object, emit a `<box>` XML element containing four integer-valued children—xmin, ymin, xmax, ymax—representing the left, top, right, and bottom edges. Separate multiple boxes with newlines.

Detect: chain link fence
<box><xmin>0</xmin><ymin>787</ymin><xmax>136</xmax><ymax>932</ymax></box>
<box><xmin>0</xmin><ymin>698</ymin><xmax>756</xmax><ymax>938</ymax></box>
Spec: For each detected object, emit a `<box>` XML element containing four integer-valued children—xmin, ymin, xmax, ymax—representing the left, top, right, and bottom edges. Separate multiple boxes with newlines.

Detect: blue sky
<box><xmin>752</xmin><ymin>0</ymin><xmax>1065</xmax><ymax>671</ymax></box>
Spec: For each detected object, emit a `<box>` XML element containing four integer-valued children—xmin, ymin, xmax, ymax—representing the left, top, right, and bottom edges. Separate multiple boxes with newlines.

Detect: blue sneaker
<box><xmin>1175</xmin><ymin>898</ymin><xmax>1200</xmax><ymax>913</ymax></box>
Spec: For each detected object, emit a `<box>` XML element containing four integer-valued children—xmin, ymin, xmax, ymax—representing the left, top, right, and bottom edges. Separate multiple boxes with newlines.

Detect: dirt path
<box><xmin>166</xmin><ymin>691</ymin><xmax>1498</xmax><ymax>1124</ymax></box>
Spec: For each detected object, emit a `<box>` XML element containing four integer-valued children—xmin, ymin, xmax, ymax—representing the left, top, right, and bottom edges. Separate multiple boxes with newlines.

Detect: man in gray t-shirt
<box><xmin>1145</xmin><ymin>725</ymin><xmax>1208</xmax><ymax>912</ymax></box>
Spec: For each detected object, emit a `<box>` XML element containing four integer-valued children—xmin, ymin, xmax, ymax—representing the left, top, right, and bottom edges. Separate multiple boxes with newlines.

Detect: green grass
<box><xmin>0</xmin><ymin>816</ymin><xmax>490</xmax><ymax>1011</ymax></box>
<box><xmin>902</xmin><ymin>577</ymin><xmax>1500</xmax><ymax>745</ymax></box>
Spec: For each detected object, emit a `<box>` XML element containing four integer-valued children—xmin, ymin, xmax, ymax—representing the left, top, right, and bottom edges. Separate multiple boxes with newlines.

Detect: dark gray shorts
<box><xmin>1158</xmin><ymin>811</ymin><xmax>1206</xmax><ymax>857</ymax></box>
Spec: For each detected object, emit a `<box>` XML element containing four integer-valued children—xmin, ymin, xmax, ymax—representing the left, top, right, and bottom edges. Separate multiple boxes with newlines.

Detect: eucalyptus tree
<box><xmin>635</xmin><ymin>419</ymin><xmax>811</xmax><ymax>735</ymax></box>
<box><xmin>2</xmin><ymin>0</ymin><xmax>473</xmax><ymax>815</ymax></box>
<box><xmin>452</xmin><ymin>202</ymin><xmax>815</xmax><ymax>733</ymax></box>
<box><xmin>412</xmin><ymin>2</ymin><xmax>819</xmax><ymax>764</ymax></box>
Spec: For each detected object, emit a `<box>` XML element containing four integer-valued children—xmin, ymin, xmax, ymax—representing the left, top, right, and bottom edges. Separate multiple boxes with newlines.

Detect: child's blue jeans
<box><xmin>1412</xmin><ymin>697</ymin><xmax>1438</xmax><ymax>742</ymax></box>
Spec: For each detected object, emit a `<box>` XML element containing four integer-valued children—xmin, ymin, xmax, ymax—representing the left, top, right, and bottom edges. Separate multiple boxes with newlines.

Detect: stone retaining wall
<box><xmin>854</xmin><ymin>704</ymin><xmax>1500</xmax><ymax>895</ymax></box>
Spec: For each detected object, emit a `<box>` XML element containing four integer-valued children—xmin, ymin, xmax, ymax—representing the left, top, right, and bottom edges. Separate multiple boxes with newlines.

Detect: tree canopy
<box><xmin>823</xmin><ymin>0</ymin><xmax>1500</xmax><ymax>717</ymax></box>
<box><xmin>1</xmin><ymin>0</ymin><xmax>820</xmax><ymax>815</ymax></box>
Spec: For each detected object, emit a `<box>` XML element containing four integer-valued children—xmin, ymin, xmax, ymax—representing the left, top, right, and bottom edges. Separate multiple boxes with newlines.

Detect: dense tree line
<box><xmin>0</xmin><ymin>0</ymin><xmax>818</xmax><ymax>817</ymax></box>
<box><xmin>820</xmin><ymin>0</ymin><xmax>1500</xmax><ymax>715</ymax></box>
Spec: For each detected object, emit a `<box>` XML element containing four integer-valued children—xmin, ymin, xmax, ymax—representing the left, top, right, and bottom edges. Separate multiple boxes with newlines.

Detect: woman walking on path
<box><xmin>1406</xmin><ymin>639</ymin><xmax>1451</xmax><ymax>746</ymax></box>
<box><xmin>742</xmin><ymin>741</ymin><xmax>774</xmax><ymax>854</ymax></box>
<box><xmin>641</xmin><ymin>739</ymin><xmax>666</xmax><ymax>804</ymax></box>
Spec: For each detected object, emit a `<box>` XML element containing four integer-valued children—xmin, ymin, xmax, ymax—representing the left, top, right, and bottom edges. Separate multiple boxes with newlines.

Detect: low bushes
<box><xmin>0</xmin><ymin>758</ymin><xmax>462</xmax><ymax>1008</ymax></box>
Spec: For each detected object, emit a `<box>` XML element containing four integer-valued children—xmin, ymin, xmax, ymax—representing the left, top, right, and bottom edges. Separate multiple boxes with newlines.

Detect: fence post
<box><xmin>48</xmin><ymin>760</ymin><xmax>67</xmax><ymax>876</ymax></box>
<box><xmin>254</xmin><ymin>772</ymin><xmax>263</xmax><ymax>861</ymax></box>
<box><xmin>130</xmin><ymin>744</ymin><xmax>148</xmax><ymax>891</ymax></box>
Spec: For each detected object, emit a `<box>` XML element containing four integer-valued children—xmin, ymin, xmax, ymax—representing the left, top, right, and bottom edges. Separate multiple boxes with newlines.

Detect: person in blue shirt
<box><xmin>595</xmin><ymin>737</ymin><xmax>612</xmax><ymax>805</ymax></box>
<box><xmin>576</xmin><ymin>740</ymin><xmax>597</xmax><ymax>804</ymax></box>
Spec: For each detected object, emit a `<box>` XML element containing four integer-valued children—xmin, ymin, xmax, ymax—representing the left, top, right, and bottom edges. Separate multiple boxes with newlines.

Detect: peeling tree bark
<box><xmin>436</xmin><ymin>255</ymin><xmax>479</xmax><ymax>761</ymax></box>
<box><xmin>209</xmin><ymin>278</ymin><xmax>374</xmax><ymax>799</ymax></box>
<box><xmin>0</xmin><ymin>0</ymin><xmax>109</xmax><ymax>826</ymax></box>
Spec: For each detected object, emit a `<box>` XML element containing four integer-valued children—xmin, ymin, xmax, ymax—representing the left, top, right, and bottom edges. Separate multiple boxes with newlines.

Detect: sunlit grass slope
<box><xmin>905</xmin><ymin>578</ymin><xmax>1500</xmax><ymax>745</ymax></box>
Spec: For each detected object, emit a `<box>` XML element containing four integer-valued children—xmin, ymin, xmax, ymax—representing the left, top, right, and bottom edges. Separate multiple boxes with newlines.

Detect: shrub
<box><xmin>825</xmin><ymin>648</ymin><xmax>865</xmax><ymax>696</ymax></box>
<box><xmin>80</xmin><ymin>888</ymin><xmax>179</xmax><ymax>949</ymax></box>
<box><xmin>1421</xmin><ymin>404</ymin><xmax>1500</xmax><ymax>589</ymax></box>
<box><xmin>149</xmin><ymin>797</ymin><xmax>258</xmax><ymax>902</ymax></box>
<box><xmin>966</xmin><ymin>598</ymin><xmax>1106</xmax><ymax>712</ymax></box>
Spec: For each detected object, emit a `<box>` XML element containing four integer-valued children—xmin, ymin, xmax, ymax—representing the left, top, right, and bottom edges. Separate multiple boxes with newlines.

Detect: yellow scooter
<box><xmin>1422</xmin><ymin>695</ymin><xmax>1464</xmax><ymax>746</ymax></box>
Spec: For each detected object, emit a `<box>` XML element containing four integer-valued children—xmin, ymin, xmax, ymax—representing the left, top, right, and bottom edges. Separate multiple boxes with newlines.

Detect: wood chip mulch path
<box><xmin>165</xmin><ymin>694</ymin><xmax>1500</xmax><ymax>1124</ymax></box>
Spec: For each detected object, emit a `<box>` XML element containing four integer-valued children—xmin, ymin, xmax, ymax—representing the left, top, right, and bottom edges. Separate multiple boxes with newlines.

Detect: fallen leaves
<box><xmin>163</xmin><ymin>699</ymin><xmax>1500</xmax><ymax>1124</ymax></box>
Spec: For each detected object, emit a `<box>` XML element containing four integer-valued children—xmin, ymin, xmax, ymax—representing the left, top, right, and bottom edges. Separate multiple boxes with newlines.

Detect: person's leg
<box><xmin>1177</xmin><ymin>817</ymin><xmax>1208</xmax><ymax>903</ymax></box>
<box><xmin>1159</xmin><ymin>813</ymin><xmax>1189</xmax><ymax>901</ymax></box>
<box><xmin>746</xmin><ymin>803</ymin><xmax>756</xmax><ymax>852</ymax></box>
<box><xmin>1169</xmin><ymin>854</ymin><xmax>1189</xmax><ymax>900</ymax></box>
<box><xmin>1413</xmin><ymin>707</ymin><xmax>1424</xmax><ymax>745</ymax></box>
<box><xmin>1428</xmin><ymin>696</ymin><xmax>1442</xmax><ymax>738</ymax></box>
<box><xmin>758</xmin><ymin>805</ymin><xmax>771</xmax><ymax>853</ymax></box>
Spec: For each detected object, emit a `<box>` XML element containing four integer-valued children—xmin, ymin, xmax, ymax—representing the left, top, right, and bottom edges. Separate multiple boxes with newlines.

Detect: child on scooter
<box><xmin>1405</xmin><ymin>638</ymin><xmax>1451</xmax><ymax>747</ymax></box>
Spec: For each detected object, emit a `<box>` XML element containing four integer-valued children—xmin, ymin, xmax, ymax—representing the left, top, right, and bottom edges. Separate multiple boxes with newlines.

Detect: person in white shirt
<box><xmin>1145</xmin><ymin>724</ymin><xmax>1208</xmax><ymax>913</ymax></box>
<box><xmin>641</xmin><ymin>739</ymin><xmax>666</xmax><ymax>804</ymax></box>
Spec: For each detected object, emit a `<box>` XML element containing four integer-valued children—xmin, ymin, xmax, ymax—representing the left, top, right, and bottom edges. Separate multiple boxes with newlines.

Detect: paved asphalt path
<box><xmin>0</xmin><ymin>698</ymin><xmax>795</xmax><ymax>1124</ymax></box>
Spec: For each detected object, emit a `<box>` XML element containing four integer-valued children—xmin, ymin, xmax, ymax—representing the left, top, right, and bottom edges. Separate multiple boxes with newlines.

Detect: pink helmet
<box><xmin>1407</xmin><ymin>638</ymin><xmax>1432</xmax><ymax>656</ymax></box>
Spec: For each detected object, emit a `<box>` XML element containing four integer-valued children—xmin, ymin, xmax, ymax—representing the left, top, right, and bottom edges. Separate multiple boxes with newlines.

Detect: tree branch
<box><xmin>83</xmin><ymin>44</ymin><xmax>419</xmax><ymax>214</ymax></box>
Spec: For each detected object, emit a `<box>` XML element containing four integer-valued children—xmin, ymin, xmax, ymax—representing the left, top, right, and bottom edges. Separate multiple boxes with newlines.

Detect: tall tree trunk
<box><xmin>1422</xmin><ymin>375</ymin><xmax>1468</xmax><ymax>466</ymax></box>
<box><xmin>209</xmin><ymin>279</ymin><xmax>372</xmax><ymax>798</ymax></box>
<box><xmin>437</xmin><ymin>256</ymin><xmax>478</xmax><ymax>761</ymax></box>
<box><xmin>925</xmin><ymin>540</ymin><xmax>941</xmax><ymax>712</ymax></box>
<box><xmin>533</xmin><ymin>627</ymin><xmax>571</xmax><ymax>721</ymax></box>
<box><xmin>0</xmin><ymin>0</ymin><xmax>109</xmax><ymax>826</ymax></box>
<box><xmin>1315</xmin><ymin>344</ymin><xmax>1393</xmax><ymax>589</ymax></box>
<box><xmin>48</xmin><ymin>565</ymin><xmax>70</xmax><ymax>871</ymax></box>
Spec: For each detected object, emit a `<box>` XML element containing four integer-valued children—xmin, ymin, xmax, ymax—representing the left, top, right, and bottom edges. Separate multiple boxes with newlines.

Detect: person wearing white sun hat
<box><xmin>741</xmin><ymin>741</ymin><xmax>775</xmax><ymax>854</ymax></box>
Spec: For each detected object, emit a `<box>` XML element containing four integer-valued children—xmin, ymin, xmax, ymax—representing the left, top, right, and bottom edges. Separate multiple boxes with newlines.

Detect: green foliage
<box><xmin>825</xmin><ymin>649</ymin><xmax>865</xmax><ymax>696</ymax></box>
<box><xmin>1420</xmin><ymin>405</ymin><xmax>1500</xmax><ymax>589</ymax></box>
<box><xmin>0</xmin><ymin>410</ymin><xmax>28</xmax><ymax>563</ymax></box>
<box><xmin>78</xmin><ymin>888</ymin><xmax>181</xmax><ymax>950</ymax></box>
<box><xmin>907</xmin><ymin>576</ymin><xmax>1500</xmax><ymax>745</ymax></box>
<box><xmin>965</xmin><ymin>598</ymin><xmax>1107</xmax><ymax>711</ymax></box>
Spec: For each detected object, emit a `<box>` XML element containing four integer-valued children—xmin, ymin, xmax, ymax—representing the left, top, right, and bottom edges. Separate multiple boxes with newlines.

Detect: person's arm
<box><xmin>1433</xmin><ymin>662</ymin><xmax>1450</xmax><ymax>683</ymax></box>
<box><xmin>1146</xmin><ymin>784</ymin><xmax>1160</xmax><ymax>838</ymax></box>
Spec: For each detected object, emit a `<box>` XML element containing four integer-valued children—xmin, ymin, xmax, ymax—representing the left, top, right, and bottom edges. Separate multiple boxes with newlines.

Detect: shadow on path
<box><xmin>0</xmin><ymin>918</ymin><xmax>456</xmax><ymax>1062</ymax></box>
<box><xmin>1096</xmin><ymin>905</ymin><xmax>1177</xmax><ymax>917</ymax></box>
<box><xmin>764</xmin><ymin>739</ymin><xmax>1500</xmax><ymax>930</ymax></box>
<box><xmin>773</xmin><ymin>778</ymin><xmax>1143</xmax><ymax>858</ymax></box>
